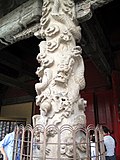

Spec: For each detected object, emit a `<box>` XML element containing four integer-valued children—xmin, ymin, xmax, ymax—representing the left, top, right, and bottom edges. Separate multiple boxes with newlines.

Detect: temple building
<box><xmin>0</xmin><ymin>0</ymin><xmax>120</xmax><ymax>159</ymax></box>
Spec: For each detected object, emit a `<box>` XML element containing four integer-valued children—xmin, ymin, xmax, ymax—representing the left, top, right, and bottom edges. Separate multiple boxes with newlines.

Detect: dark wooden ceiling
<box><xmin>0</xmin><ymin>0</ymin><xmax>120</xmax><ymax>105</ymax></box>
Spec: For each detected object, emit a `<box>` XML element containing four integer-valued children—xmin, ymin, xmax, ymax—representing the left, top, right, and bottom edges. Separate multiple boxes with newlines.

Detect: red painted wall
<box><xmin>111</xmin><ymin>71</ymin><xmax>120</xmax><ymax>160</ymax></box>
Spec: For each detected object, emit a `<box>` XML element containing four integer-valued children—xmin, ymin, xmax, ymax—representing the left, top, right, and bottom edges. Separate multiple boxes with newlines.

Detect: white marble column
<box><xmin>33</xmin><ymin>0</ymin><xmax>87</xmax><ymax>159</ymax></box>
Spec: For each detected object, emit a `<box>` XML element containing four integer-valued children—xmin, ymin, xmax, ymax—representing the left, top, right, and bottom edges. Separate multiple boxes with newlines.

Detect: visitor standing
<box><xmin>0</xmin><ymin>124</ymin><xmax>22</xmax><ymax>160</ymax></box>
<box><xmin>102</xmin><ymin>126</ymin><xmax>116</xmax><ymax>160</ymax></box>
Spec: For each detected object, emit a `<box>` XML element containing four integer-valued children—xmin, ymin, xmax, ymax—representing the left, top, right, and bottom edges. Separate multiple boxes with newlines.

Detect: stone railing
<box><xmin>13</xmin><ymin>124</ymin><xmax>105</xmax><ymax>160</ymax></box>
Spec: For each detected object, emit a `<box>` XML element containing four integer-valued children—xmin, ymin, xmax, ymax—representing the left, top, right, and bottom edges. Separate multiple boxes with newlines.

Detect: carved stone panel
<box><xmin>0</xmin><ymin>0</ymin><xmax>42</xmax><ymax>46</ymax></box>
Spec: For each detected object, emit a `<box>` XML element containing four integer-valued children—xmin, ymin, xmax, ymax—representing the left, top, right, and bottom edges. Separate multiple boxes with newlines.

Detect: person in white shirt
<box><xmin>90</xmin><ymin>130</ymin><xmax>97</xmax><ymax>160</ymax></box>
<box><xmin>102</xmin><ymin>126</ymin><xmax>116</xmax><ymax>160</ymax></box>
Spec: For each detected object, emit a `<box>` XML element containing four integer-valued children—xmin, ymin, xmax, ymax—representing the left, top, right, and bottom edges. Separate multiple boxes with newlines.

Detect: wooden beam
<box><xmin>0</xmin><ymin>0</ymin><xmax>113</xmax><ymax>50</ymax></box>
<box><xmin>0</xmin><ymin>0</ymin><xmax>42</xmax><ymax>49</ymax></box>
<box><xmin>76</xmin><ymin>0</ymin><xmax>113</xmax><ymax>22</ymax></box>
<box><xmin>2</xmin><ymin>95</ymin><xmax>34</xmax><ymax>106</ymax></box>
<box><xmin>81</xmin><ymin>21</ymin><xmax>111</xmax><ymax>75</ymax></box>
<box><xmin>0</xmin><ymin>73</ymin><xmax>35</xmax><ymax>96</ymax></box>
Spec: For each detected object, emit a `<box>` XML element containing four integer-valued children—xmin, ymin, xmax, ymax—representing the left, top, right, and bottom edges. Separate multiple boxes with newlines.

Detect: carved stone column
<box><xmin>33</xmin><ymin>0</ymin><xmax>87</xmax><ymax>159</ymax></box>
<box><xmin>32</xmin><ymin>0</ymin><xmax>113</xmax><ymax>159</ymax></box>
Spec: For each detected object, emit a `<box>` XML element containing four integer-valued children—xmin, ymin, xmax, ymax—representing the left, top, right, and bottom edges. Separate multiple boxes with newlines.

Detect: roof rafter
<box><xmin>0</xmin><ymin>73</ymin><xmax>35</xmax><ymax>96</ymax></box>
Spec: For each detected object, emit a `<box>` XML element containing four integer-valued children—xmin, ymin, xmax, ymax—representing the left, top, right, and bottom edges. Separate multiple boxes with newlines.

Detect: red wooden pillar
<box><xmin>96</xmin><ymin>90</ymin><xmax>113</xmax><ymax>130</ymax></box>
<box><xmin>81</xmin><ymin>92</ymin><xmax>95</xmax><ymax>126</ymax></box>
<box><xmin>112</xmin><ymin>71</ymin><xmax>120</xmax><ymax>160</ymax></box>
